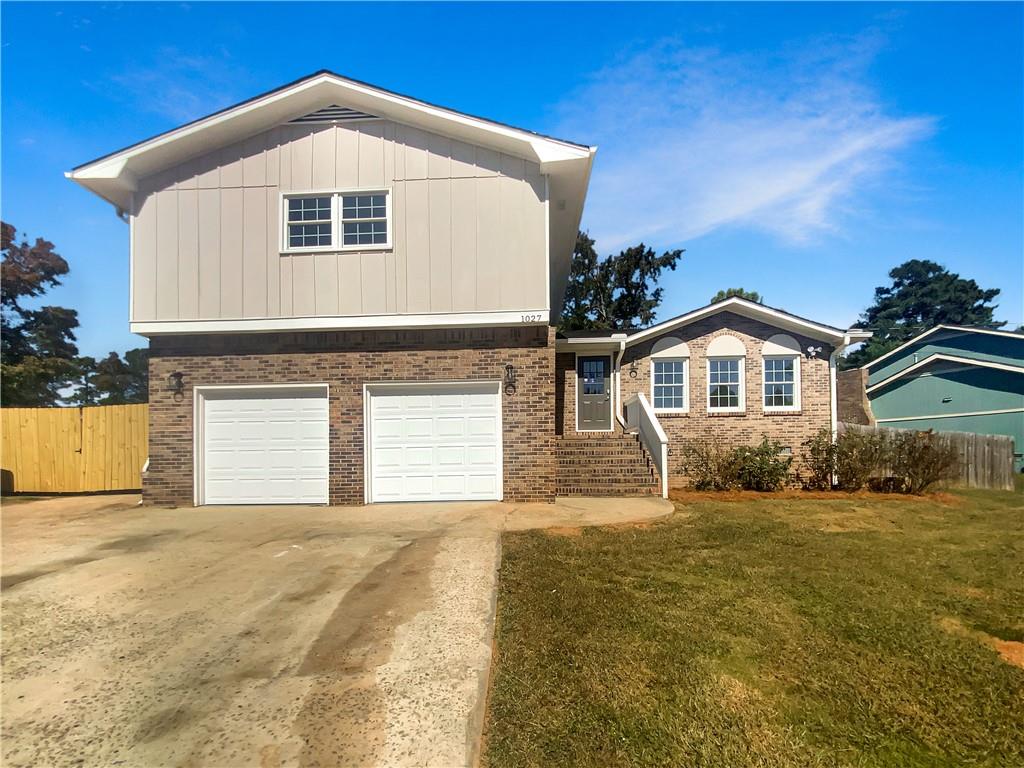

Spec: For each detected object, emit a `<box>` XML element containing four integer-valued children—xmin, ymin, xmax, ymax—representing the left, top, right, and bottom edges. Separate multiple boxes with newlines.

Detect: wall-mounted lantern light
<box><xmin>628</xmin><ymin>359</ymin><xmax>639</xmax><ymax>378</ymax></box>
<box><xmin>166</xmin><ymin>371</ymin><xmax>185</xmax><ymax>396</ymax></box>
<box><xmin>504</xmin><ymin>364</ymin><xmax>517</xmax><ymax>394</ymax></box>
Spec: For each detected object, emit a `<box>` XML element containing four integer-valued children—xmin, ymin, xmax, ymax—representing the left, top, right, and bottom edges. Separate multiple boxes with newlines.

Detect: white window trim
<box><xmin>280</xmin><ymin>187</ymin><xmax>393</xmax><ymax>254</ymax></box>
<box><xmin>762</xmin><ymin>354</ymin><xmax>801</xmax><ymax>413</ymax></box>
<box><xmin>707</xmin><ymin>356</ymin><xmax>745</xmax><ymax>414</ymax></box>
<box><xmin>650</xmin><ymin>357</ymin><xmax>689</xmax><ymax>413</ymax></box>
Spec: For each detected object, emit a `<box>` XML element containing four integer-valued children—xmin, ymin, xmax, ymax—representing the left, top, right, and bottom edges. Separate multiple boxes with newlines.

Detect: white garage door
<box><xmin>368</xmin><ymin>383</ymin><xmax>502</xmax><ymax>502</ymax></box>
<box><xmin>201</xmin><ymin>387</ymin><xmax>329</xmax><ymax>505</ymax></box>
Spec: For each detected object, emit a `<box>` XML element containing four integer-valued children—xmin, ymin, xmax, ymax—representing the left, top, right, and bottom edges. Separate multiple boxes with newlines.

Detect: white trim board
<box><xmin>863</xmin><ymin>325</ymin><xmax>1024</xmax><ymax>371</ymax></box>
<box><xmin>866</xmin><ymin>353</ymin><xmax>1024</xmax><ymax>393</ymax></box>
<box><xmin>131</xmin><ymin>309</ymin><xmax>551</xmax><ymax>336</ymax></box>
<box><xmin>875</xmin><ymin>407</ymin><xmax>1024</xmax><ymax>423</ymax></box>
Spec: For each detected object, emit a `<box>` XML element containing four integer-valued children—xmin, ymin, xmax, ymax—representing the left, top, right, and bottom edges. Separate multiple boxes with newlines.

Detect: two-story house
<box><xmin>70</xmin><ymin>71</ymin><xmax>868</xmax><ymax>505</ymax></box>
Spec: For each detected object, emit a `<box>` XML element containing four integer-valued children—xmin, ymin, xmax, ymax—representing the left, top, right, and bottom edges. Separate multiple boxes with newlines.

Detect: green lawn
<box><xmin>483</xmin><ymin>490</ymin><xmax>1024</xmax><ymax>767</ymax></box>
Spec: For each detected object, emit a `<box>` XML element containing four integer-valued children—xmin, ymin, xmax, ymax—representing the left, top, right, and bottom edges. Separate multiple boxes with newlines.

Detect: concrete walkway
<box><xmin>2</xmin><ymin>494</ymin><xmax>671</xmax><ymax>768</ymax></box>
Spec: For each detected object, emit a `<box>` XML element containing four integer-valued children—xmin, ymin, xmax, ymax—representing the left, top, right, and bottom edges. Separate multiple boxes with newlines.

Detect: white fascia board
<box><xmin>555</xmin><ymin>334</ymin><xmax>627</xmax><ymax>351</ymax></box>
<box><xmin>130</xmin><ymin>309</ymin><xmax>551</xmax><ymax>337</ymax></box>
<box><xmin>625</xmin><ymin>298</ymin><xmax>847</xmax><ymax>346</ymax></box>
<box><xmin>70</xmin><ymin>73</ymin><xmax>592</xmax><ymax>184</ymax></box>
<box><xmin>865</xmin><ymin>353</ymin><xmax>1024</xmax><ymax>394</ymax></box>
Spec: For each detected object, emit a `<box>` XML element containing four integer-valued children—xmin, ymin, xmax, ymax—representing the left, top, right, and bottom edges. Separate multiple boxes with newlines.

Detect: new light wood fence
<box><xmin>1</xmin><ymin>405</ymin><xmax>148</xmax><ymax>493</ymax></box>
<box><xmin>840</xmin><ymin>422</ymin><xmax>1016</xmax><ymax>492</ymax></box>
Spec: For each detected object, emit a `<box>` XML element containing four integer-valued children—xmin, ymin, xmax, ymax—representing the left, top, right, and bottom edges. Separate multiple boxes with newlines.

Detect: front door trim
<box><xmin>575</xmin><ymin>353</ymin><xmax>614</xmax><ymax>432</ymax></box>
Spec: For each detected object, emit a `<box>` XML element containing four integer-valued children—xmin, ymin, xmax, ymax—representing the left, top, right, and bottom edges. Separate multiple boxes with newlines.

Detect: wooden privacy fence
<box><xmin>1</xmin><ymin>405</ymin><xmax>148</xmax><ymax>494</ymax></box>
<box><xmin>840</xmin><ymin>422</ymin><xmax>1015</xmax><ymax>492</ymax></box>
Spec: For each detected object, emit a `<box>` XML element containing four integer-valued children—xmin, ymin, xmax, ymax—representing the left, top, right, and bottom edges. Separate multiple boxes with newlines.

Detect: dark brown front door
<box><xmin>577</xmin><ymin>355</ymin><xmax>612</xmax><ymax>430</ymax></box>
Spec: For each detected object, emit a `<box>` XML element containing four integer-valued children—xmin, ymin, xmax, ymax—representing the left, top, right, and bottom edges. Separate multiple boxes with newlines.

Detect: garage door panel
<box><xmin>202</xmin><ymin>390</ymin><xmax>329</xmax><ymax>505</ymax></box>
<box><xmin>369</xmin><ymin>384</ymin><xmax>502</xmax><ymax>502</ymax></box>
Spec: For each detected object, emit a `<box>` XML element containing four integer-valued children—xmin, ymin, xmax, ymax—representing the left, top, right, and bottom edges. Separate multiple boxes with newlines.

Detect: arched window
<box><xmin>650</xmin><ymin>337</ymin><xmax>690</xmax><ymax>412</ymax></box>
<box><xmin>762</xmin><ymin>334</ymin><xmax>801</xmax><ymax>412</ymax></box>
<box><xmin>706</xmin><ymin>335</ymin><xmax>746</xmax><ymax>413</ymax></box>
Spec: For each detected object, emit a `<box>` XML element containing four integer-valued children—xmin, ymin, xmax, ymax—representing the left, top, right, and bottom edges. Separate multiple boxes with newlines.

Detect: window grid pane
<box><xmin>288</xmin><ymin>196</ymin><xmax>331</xmax><ymax>223</ymax></box>
<box><xmin>764</xmin><ymin>357</ymin><xmax>796</xmax><ymax>407</ymax></box>
<box><xmin>708</xmin><ymin>359</ymin><xmax>741</xmax><ymax>409</ymax></box>
<box><xmin>653</xmin><ymin>359</ymin><xmax>686</xmax><ymax>409</ymax></box>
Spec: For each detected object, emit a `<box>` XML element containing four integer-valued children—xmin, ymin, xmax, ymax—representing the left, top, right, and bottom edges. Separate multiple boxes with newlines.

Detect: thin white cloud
<box><xmin>101</xmin><ymin>47</ymin><xmax>248</xmax><ymax>124</ymax></box>
<box><xmin>553</xmin><ymin>35</ymin><xmax>935</xmax><ymax>251</ymax></box>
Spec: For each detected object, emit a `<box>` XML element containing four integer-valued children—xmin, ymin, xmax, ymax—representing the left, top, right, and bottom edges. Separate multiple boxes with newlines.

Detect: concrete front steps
<box><xmin>555</xmin><ymin>434</ymin><xmax>661</xmax><ymax>496</ymax></box>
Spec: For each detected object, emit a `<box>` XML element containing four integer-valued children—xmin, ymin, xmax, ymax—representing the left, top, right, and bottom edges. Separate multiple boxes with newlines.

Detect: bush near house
<box><xmin>801</xmin><ymin>427</ymin><xmax>959</xmax><ymax>494</ymax></box>
<box><xmin>679</xmin><ymin>437</ymin><xmax>792</xmax><ymax>492</ymax></box>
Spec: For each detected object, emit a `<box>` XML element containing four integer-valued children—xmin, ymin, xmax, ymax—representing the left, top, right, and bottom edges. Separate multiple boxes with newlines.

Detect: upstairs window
<box><xmin>282</xmin><ymin>190</ymin><xmax>391</xmax><ymax>253</ymax></box>
<box><xmin>286</xmin><ymin>196</ymin><xmax>332</xmax><ymax>248</ymax></box>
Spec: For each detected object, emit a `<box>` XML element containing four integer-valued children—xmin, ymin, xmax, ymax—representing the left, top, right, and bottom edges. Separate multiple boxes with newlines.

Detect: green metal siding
<box><xmin>867</xmin><ymin>329</ymin><xmax>1023</xmax><ymax>386</ymax></box>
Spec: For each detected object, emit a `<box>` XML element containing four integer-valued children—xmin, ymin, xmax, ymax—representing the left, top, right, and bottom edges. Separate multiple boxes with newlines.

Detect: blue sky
<box><xmin>2</xmin><ymin>1</ymin><xmax>1021</xmax><ymax>357</ymax></box>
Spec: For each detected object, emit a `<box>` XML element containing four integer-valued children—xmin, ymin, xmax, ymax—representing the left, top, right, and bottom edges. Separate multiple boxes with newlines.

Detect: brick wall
<box><xmin>147</xmin><ymin>326</ymin><xmax>556</xmax><ymax>506</ymax></box>
<box><xmin>837</xmin><ymin>368</ymin><xmax>874</xmax><ymax>425</ymax></box>
<box><xmin>556</xmin><ymin>312</ymin><xmax>836</xmax><ymax>485</ymax></box>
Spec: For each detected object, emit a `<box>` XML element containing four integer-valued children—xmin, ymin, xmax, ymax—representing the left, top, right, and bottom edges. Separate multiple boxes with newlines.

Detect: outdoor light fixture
<box><xmin>806</xmin><ymin>345</ymin><xmax>822</xmax><ymax>359</ymax></box>
<box><xmin>629</xmin><ymin>359</ymin><xmax>639</xmax><ymax>378</ymax></box>
<box><xmin>504</xmin><ymin>364</ymin><xmax>517</xmax><ymax>394</ymax></box>
<box><xmin>166</xmin><ymin>371</ymin><xmax>185</xmax><ymax>395</ymax></box>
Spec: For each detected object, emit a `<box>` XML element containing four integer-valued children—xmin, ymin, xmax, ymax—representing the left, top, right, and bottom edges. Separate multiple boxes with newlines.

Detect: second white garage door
<box><xmin>367</xmin><ymin>383</ymin><xmax>502</xmax><ymax>503</ymax></box>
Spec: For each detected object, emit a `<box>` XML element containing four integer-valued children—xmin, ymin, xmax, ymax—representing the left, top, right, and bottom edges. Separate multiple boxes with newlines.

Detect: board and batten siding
<box><xmin>130</xmin><ymin>120</ymin><xmax>548</xmax><ymax>323</ymax></box>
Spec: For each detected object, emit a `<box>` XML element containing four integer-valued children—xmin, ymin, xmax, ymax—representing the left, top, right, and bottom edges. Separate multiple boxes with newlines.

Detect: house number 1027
<box><xmin>520</xmin><ymin>313</ymin><xmax>544</xmax><ymax>323</ymax></box>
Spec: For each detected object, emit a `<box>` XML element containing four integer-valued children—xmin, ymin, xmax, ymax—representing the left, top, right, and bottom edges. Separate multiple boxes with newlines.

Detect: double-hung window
<box><xmin>652</xmin><ymin>359</ymin><xmax>688</xmax><ymax>411</ymax></box>
<box><xmin>708</xmin><ymin>357</ymin><xmax>744</xmax><ymax>413</ymax></box>
<box><xmin>763</xmin><ymin>356</ymin><xmax>800</xmax><ymax>411</ymax></box>
<box><xmin>283</xmin><ymin>190</ymin><xmax>391</xmax><ymax>252</ymax></box>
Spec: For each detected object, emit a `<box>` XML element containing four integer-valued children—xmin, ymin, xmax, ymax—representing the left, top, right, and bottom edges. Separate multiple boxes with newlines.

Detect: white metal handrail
<box><xmin>623</xmin><ymin>392</ymin><xmax>669</xmax><ymax>498</ymax></box>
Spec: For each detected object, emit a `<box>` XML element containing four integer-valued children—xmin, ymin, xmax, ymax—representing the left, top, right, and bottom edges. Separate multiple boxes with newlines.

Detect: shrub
<box><xmin>889</xmin><ymin>429</ymin><xmax>960</xmax><ymax>494</ymax></box>
<box><xmin>732</xmin><ymin>438</ymin><xmax>793</xmax><ymax>492</ymax></box>
<box><xmin>835</xmin><ymin>429</ymin><xmax>888</xmax><ymax>491</ymax></box>
<box><xmin>678</xmin><ymin>439</ymin><xmax>740</xmax><ymax>490</ymax></box>
<box><xmin>801</xmin><ymin>426</ymin><xmax>960</xmax><ymax>494</ymax></box>
<box><xmin>680</xmin><ymin>437</ymin><xmax>792</xmax><ymax>492</ymax></box>
<box><xmin>801</xmin><ymin>427</ymin><xmax>837</xmax><ymax>490</ymax></box>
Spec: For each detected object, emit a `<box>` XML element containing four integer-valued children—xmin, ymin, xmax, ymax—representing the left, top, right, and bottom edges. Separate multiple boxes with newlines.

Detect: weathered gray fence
<box><xmin>840</xmin><ymin>422</ymin><xmax>1016</xmax><ymax>492</ymax></box>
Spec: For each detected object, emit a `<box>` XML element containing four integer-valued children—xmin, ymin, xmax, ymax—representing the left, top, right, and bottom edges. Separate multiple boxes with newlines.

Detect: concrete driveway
<box><xmin>1</xmin><ymin>493</ymin><xmax>670</xmax><ymax>768</ymax></box>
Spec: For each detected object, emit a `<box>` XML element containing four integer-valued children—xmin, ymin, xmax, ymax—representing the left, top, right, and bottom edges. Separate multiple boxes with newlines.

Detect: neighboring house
<box><xmin>69</xmin><ymin>71</ymin><xmax>868</xmax><ymax>506</ymax></box>
<box><xmin>856</xmin><ymin>326</ymin><xmax>1024</xmax><ymax>470</ymax></box>
<box><xmin>557</xmin><ymin>298</ymin><xmax>870</xmax><ymax>489</ymax></box>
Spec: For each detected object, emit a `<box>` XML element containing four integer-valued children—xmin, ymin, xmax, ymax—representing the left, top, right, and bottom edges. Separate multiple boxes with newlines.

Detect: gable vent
<box><xmin>289</xmin><ymin>105</ymin><xmax>380</xmax><ymax>124</ymax></box>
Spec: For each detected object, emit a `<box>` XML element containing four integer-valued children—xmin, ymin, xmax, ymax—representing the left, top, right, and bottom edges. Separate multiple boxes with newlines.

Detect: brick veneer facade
<box><xmin>147</xmin><ymin>326</ymin><xmax>556</xmax><ymax>506</ymax></box>
<box><xmin>555</xmin><ymin>312</ymin><xmax>836</xmax><ymax>485</ymax></box>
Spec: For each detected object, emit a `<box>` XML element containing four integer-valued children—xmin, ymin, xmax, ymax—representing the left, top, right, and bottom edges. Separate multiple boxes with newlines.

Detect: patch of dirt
<box><xmin>544</xmin><ymin>526</ymin><xmax>583</xmax><ymax>538</ymax></box>
<box><xmin>668</xmin><ymin>488</ymin><xmax>959</xmax><ymax>504</ymax></box>
<box><xmin>938</xmin><ymin>616</ymin><xmax>1024</xmax><ymax>670</ymax></box>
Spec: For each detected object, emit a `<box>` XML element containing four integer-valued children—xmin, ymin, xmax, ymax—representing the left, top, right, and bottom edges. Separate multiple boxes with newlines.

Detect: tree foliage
<box><xmin>1</xmin><ymin>222</ymin><xmax>83</xmax><ymax>405</ymax></box>
<box><xmin>560</xmin><ymin>231</ymin><xmax>684</xmax><ymax>331</ymax></box>
<box><xmin>844</xmin><ymin>259</ymin><xmax>1004</xmax><ymax>368</ymax></box>
<box><xmin>711</xmin><ymin>287</ymin><xmax>762</xmax><ymax>304</ymax></box>
<box><xmin>71</xmin><ymin>349</ymin><xmax>149</xmax><ymax>406</ymax></box>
